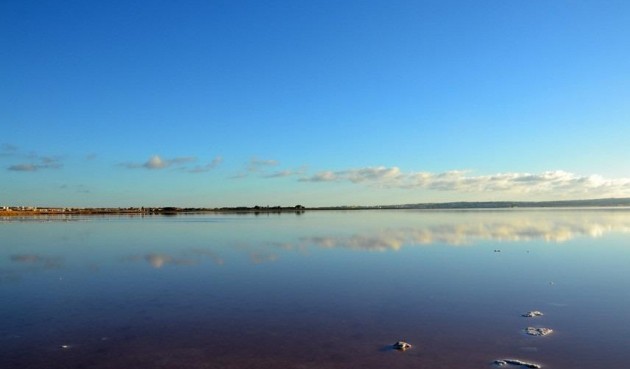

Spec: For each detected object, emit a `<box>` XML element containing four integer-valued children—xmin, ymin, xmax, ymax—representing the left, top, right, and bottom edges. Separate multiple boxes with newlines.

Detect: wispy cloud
<box><xmin>247</xmin><ymin>157</ymin><xmax>278</xmax><ymax>173</ymax></box>
<box><xmin>1</xmin><ymin>143</ymin><xmax>18</xmax><ymax>156</ymax></box>
<box><xmin>232</xmin><ymin>157</ymin><xmax>280</xmax><ymax>178</ymax></box>
<box><xmin>300</xmin><ymin>167</ymin><xmax>402</xmax><ymax>184</ymax></box>
<box><xmin>263</xmin><ymin>166</ymin><xmax>307</xmax><ymax>178</ymax></box>
<box><xmin>59</xmin><ymin>184</ymin><xmax>91</xmax><ymax>194</ymax></box>
<box><xmin>187</xmin><ymin>156</ymin><xmax>223</xmax><ymax>173</ymax></box>
<box><xmin>121</xmin><ymin>155</ymin><xmax>197</xmax><ymax>170</ymax></box>
<box><xmin>8</xmin><ymin>164</ymin><xmax>38</xmax><ymax>172</ymax></box>
<box><xmin>7</xmin><ymin>156</ymin><xmax>63</xmax><ymax>172</ymax></box>
<box><xmin>300</xmin><ymin>167</ymin><xmax>630</xmax><ymax>197</ymax></box>
<box><xmin>3</xmin><ymin>145</ymin><xmax>65</xmax><ymax>172</ymax></box>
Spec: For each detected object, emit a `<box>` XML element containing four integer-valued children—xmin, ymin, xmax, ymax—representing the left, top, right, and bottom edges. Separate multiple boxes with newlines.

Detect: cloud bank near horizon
<box><xmin>299</xmin><ymin>167</ymin><xmax>630</xmax><ymax>197</ymax></box>
<box><xmin>5</xmin><ymin>144</ymin><xmax>630</xmax><ymax>201</ymax></box>
<box><xmin>112</xmin><ymin>156</ymin><xmax>630</xmax><ymax>198</ymax></box>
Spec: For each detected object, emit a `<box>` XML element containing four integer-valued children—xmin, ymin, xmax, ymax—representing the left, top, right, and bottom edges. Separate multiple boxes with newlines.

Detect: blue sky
<box><xmin>2</xmin><ymin>0</ymin><xmax>630</xmax><ymax>207</ymax></box>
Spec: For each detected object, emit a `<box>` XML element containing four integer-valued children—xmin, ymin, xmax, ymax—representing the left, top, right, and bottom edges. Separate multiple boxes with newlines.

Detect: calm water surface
<box><xmin>2</xmin><ymin>209</ymin><xmax>630</xmax><ymax>368</ymax></box>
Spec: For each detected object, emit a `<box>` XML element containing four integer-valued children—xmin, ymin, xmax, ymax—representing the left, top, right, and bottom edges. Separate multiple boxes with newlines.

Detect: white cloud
<box><xmin>299</xmin><ymin>167</ymin><xmax>630</xmax><ymax>197</ymax></box>
<box><xmin>122</xmin><ymin>155</ymin><xmax>196</xmax><ymax>170</ymax></box>
<box><xmin>145</xmin><ymin>155</ymin><xmax>167</xmax><ymax>169</ymax></box>
<box><xmin>299</xmin><ymin>166</ymin><xmax>404</xmax><ymax>187</ymax></box>
<box><xmin>346</xmin><ymin>166</ymin><xmax>402</xmax><ymax>183</ymax></box>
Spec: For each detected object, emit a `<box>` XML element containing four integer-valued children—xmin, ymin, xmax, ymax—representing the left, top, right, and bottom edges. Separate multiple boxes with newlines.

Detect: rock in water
<box><xmin>494</xmin><ymin>359</ymin><xmax>542</xmax><ymax>368</ymax></box>
<box><xmin>522</xmin><ymin>311</ymin><xmax>544</xmax><ymax>318</ymax></box>
<box><xmin>524</xmin><ymin>327</ymin><xmax>553</xmax><ymax>336</ymax></box>
<box><xmin>393</xmin><ymin>341</ymin><xmax>411</xmax><ymax>351</ymax></box>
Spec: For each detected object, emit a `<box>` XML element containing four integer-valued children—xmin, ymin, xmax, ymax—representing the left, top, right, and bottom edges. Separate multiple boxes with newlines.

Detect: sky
<box><xmin>2</xmin><ymin>0</ymin><xmax>630</xmax><ymax>207</ymax></box>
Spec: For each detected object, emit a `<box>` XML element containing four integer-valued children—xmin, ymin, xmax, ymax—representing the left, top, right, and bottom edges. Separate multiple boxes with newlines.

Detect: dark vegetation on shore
<box><xmin>3</xmin><ymin>198</ymin><xmax>630</xmax><ymax>217</ymax></box>
<box><xmin>0</xmin><ymin>205</ymin><xmax>307</xmax><ymax>216</ymax></box>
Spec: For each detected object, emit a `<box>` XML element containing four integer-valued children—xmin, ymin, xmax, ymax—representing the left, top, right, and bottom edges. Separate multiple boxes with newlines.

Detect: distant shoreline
<box><xmin>3</xmin><ymin>198</ymin><xmax>630</xmax><ymax>217</ymax></box>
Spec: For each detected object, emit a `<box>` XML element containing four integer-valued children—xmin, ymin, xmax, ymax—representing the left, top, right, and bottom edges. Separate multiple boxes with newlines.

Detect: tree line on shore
<box><xmin>3</xmin><ymin>197</ymin><xmax>630</xmax><ymax>216</ymax></box>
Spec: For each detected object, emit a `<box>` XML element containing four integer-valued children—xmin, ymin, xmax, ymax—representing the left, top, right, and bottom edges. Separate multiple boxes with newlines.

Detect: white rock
<box><xmin>524</xmin><ymin>327</ymin><xmax>553</xmax><ymax>336</ymax></box>
<box><xmin>494</xmin><ymin>358</ymin><xmax>542</xmax><ymax>368</ymax></box>
<box><xmin>393</xmin><ymin>341</ymin><xmax>411</xmax><ymax>351</ymax></box>
<box><xmin>522</xmin><ymin>311</ymin><xmax>544</xmax><ymax>318</ymax></box>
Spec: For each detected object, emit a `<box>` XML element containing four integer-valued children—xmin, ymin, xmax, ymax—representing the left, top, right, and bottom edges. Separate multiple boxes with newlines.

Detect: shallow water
<box><xmin>1</xmin><ymin>209</ymin><xmax>630</xmax><ymax>368</ymax></box>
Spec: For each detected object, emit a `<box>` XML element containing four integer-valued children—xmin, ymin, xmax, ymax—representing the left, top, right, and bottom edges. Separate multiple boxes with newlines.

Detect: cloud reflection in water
<box><xmin>122</xmin><ymin>249</ymin><xmax>225</xmax><ymax>269</ymax></box>
<box><xmin>298</xmin><ymin>211</ymin><xmax>630</xmax><ymax>251</ymax></box>
<box><xmin>144</xmin><ymin>253</ymin><xmax>196</xmax><ymax>268</ymax></box>
<box><xmin>9</xmin><ymin>254</ymin><xmax>64</xmax><ymax>268</ymax></box>
<box><xmin>113</xmin><ymin>211</ymin><xmax>630</xmax><ymax>269</ymax></box>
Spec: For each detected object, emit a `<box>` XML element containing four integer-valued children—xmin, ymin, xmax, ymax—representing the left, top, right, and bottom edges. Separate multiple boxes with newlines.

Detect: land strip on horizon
<box><xmin>3</xmin><ymin>198</ymin><xmax>630</xmax><ymax>217</ymax></box>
